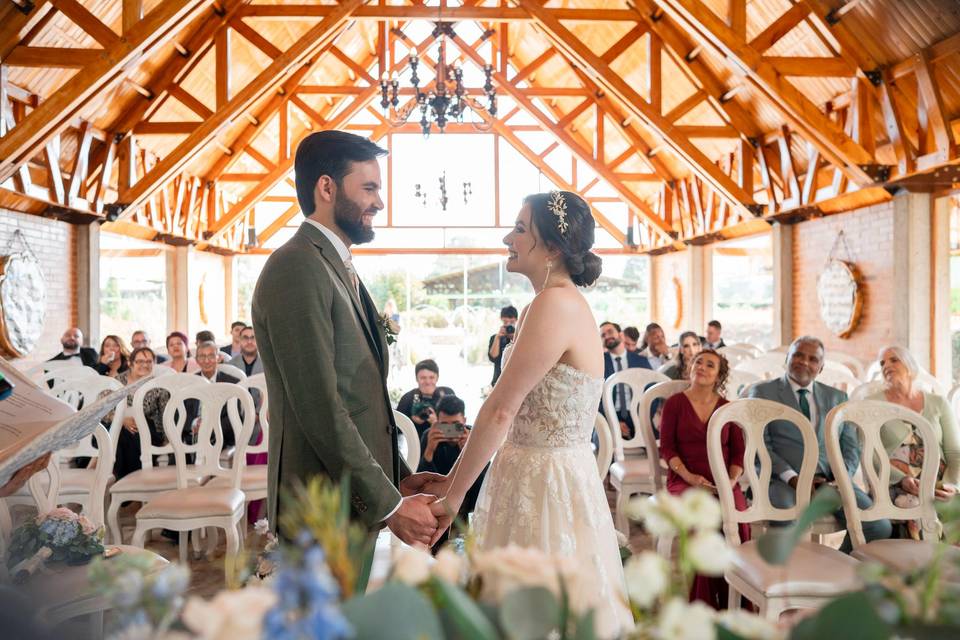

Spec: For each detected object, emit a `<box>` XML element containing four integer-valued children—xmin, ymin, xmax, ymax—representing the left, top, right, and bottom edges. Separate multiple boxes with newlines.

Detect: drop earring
<box><xmin>542</xmin><ymin>259</ymin><xmax>553</xmax><ymax>290</ymax></box>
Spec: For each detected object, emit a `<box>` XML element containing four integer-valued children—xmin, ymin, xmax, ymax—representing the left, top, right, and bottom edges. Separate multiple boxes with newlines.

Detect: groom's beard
<box><xmin>334</xmin><ymin>191</ymin><xmax>375</xmax><ymax>245</ymax></box>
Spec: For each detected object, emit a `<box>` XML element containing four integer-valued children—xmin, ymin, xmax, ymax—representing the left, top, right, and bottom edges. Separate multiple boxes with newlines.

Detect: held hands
<box><xmin>428</xmin><ymin>496</ymin><xmax>460</xmax><ymax>547</ymax></box>
<box><xmin>385</xmin><ymin>494</ymin><xmax>439</xmax><ymax>547</ymax></box>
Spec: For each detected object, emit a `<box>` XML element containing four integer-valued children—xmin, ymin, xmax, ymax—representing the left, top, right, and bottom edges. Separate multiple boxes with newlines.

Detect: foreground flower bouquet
<box><xmin>6</xmin><ymin>506</ymin><xmax>105</xmax><ymax>581</ymax></box>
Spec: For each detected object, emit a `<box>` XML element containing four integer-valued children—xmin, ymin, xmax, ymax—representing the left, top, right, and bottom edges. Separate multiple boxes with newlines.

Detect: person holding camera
<box><xmin>418</xmin><ymin>395</ymin><xmax>486</xmax><ymax>552</ymax></box>
<box><xmin>396</xmin><ymin>359</ymin><xmax>456</xmax><ymax>438</ymax></box>
<box><xmin>487</xmin><ymin>305</ymin><xmax>519</xmax><ymax>386</ymax></box>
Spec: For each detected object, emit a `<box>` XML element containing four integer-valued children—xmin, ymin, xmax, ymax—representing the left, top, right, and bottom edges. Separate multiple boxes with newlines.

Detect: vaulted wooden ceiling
<box><xmin>1</xmin><ymin>0</ymin><xmax>958</xmax><ymax>254</ymax></box>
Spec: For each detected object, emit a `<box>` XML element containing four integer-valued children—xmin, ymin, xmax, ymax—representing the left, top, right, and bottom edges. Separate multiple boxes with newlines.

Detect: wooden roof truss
<box><xmin>0</xmin><ymin>0</ymin><xmax>958</xmax><ymax>255</ymax></box>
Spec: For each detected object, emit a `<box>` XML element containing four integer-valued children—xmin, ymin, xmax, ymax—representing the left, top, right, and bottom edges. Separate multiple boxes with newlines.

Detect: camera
<box><xmin>412</xmin><ymin>400</ymin><xmax>434</xmax><ymax>421</ymax></box>
<box><xmin>437</xmin><ymin>422</ymin><xmax>468</xmax><ymax>439</ymax></box>
<box><xmin>505</xmin><ymin>325</ymin><xmax>515</xmax><ymax>335</ymax></box>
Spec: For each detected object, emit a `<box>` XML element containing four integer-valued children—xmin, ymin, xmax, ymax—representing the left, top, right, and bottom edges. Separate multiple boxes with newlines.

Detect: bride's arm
<box><xmin>435</xmin><ymin>289</ymin><xmax>582</xmax><ymax>512</ymax></box>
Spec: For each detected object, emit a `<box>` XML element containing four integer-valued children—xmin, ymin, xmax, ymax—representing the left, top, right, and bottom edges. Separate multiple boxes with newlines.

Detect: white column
<box><xmin>772</xmin><ymin>223</ymin><xmax>793</xmax><ymax>349</ymax></box>
<box><xmin>223</xmin><ymin>254</ymin><xmax>235</xmax><ymax>331</ymax></box>
<box><xmin>76</xmin><ymin>223</ymin><xmax>100</xmax><ymax>346</ymax></box>
<box><xmin>166</xmin><ymin>246</ymin><xmax>190</xmax><ymax>335</ymax></box>
<box><xmin>932</xmin><ymin>195</ymin><xmax>951</xmax><ymax>384</ymax></box>
<box><xmin>892</xmin><ymin>192</ymin><xmax>933</xmax><ymax>370</ymax></box>
<box><xmin>686</xmin><ymin>245</ymin><xmax>708</xmax><ymax>334</ymax></box>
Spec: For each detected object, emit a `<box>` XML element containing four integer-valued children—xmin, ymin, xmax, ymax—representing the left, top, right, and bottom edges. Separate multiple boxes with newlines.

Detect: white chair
<box><xmin>950</xmin><ymin>385</ymin><xmax>960</xmax><ymax>429</ymax></box>
<box><xmin>727</xmin><ymin>343</ymin><xmax>763</xmax><ymax>358</ymax></box>
<box><xmin>602</xmin><ymin>368</ymin><xmax>670</xmax><ymax>459</ymax></box>
<box><xmin>609</xmin><ymin>379</ymin><xmax>687</xmax><ymax>534</ymax></box>
<box><xmin>106</xmin><ymin>373</ymin><xmax>208</xmax><ymax>544</ymax></box>
<box><xmin>207</xmin><ymin>382</ymin><xmax>268</xmax><ymax>514</ymax></box>
<box><xmin>725</xmin><ymin>370</ymin><xmax>761</xmax><ymax>401</ymax></box>
<box><xmin>27</xmin><ymin>358</ymin><xmax>82</xmax><ymax>385</ymax></box>
<box><xmin>850</xmin><ymin>380</ymin><xmax>885</xmax><ymax>401</ymax></box>
<box><xmin>707</xmin><ymin>399</ymin><xmax>861</xmax><ymax>620</ymax></box>
<box><xmin>393</xmin><ymin>410</ymin><xmax>421</xmax><ymax>472</ymax></box>
<box><xmin>735</xmin><ymin>353</ymin><xmax>787</xmax><ymax>380</ymax></box>
<box><xmin>825</xmin><ymin>400</ymin><xmax>960</xmax><ymax>573</ymax></box>
<box><xmin>594</xmin><ymin>413</ymin><xmax>614</xmax><ymax>481</ymax></box>
<box><xmin>718</xmin><ymin>346</ymin><xmax>755</xmax><ymax>368</ymax></box>
<box><xmin>825</xmin><ymin>353</ymin><xmax>866</xmax><ymax>381</ymax></box>
<box><xmin>817</xmin><ymin>361</ymin><xmax>861</xmax><ymax>394</ymax></box>
<box><xmin>216</xmin><ymin>363</ymin><xmax>247</xmax><ymax>382</ymax></box>
<box><xmin>132</xmin><ymin>383</ymin><xmax>255</xmax><ymax>575</ymax></box>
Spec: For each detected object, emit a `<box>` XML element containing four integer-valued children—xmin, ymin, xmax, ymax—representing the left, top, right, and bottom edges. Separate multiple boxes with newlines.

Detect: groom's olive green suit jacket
<box><xmin>252</xmin><ymin>222</ymin><xmax>410</xmax><ymax>530</ymax></box>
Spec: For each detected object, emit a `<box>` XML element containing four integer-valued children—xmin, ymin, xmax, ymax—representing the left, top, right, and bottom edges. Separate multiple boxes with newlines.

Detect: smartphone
<box><xmin>437</xmin><ymin>422</ymin><xmax>468</xmax><ymax>439</ymax></box>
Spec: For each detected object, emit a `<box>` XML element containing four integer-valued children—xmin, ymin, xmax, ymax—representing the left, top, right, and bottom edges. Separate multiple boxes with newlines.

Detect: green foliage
<box><xmin>757</xmin><ymin>486</ymin><xmax>841</xmax><ymax>565</ymax></box>
<box><xmin>341</xmin><ymin>582</ymin><xmax>444</xmax><ymax>640</ymax></box>
<box><xmin>499</xmin><ymin>586</ymin><xmax>562</xmax><ymax>640</ymax></box>
<box><xmin>6</xmin><ymin>517</ymin><xmax>104</xmax><ymax>570</ymax></box>
<box><xmin>428</xmin><ymin>576</ymin><xmax>499</xmax><ymax>640</ymax></box>
<box><xmin>790</xmin><ymin>592</ymin><xmax>891</xmax><ymax>640</ymax></box>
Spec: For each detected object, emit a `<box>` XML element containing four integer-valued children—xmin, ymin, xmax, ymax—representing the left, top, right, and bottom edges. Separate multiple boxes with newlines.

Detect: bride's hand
<box><xmin>428</xmin><ymin>497</ymin><xmax>458</xmax><ymax>546</ymax></box>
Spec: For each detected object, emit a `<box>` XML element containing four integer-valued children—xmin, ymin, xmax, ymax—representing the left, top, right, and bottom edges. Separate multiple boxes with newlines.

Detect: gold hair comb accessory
<box><xmin>547</xmin><ymin>191</ymin><xmax>568</xmax><ymax>235</ymax></box>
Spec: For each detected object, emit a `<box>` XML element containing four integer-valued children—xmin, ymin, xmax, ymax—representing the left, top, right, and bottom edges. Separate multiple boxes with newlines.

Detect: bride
<box><xmin>428</xmin><ymin>191</ymin><xmax>633</xmax><ymax>637</ymax></box>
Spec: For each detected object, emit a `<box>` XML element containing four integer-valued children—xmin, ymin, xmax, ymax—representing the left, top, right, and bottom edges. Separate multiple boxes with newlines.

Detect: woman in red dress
<box><xmin>659</xmin><ymin>349</ymin><xmax>749</xmax><ymax>609</ymax></box>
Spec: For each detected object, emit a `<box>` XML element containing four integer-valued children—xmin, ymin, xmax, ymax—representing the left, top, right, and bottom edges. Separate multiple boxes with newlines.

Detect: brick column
<box><xmin>76</xmin><ymin>222</ymin><xmax>100</xmax><ymax>345</ymax></box>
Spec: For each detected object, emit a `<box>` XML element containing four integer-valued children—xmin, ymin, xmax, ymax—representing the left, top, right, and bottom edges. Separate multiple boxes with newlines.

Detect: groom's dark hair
<box><xmin>294</xmin><ymin>130</ymin><xmax>388</xmax><ymax>215</ymax></box>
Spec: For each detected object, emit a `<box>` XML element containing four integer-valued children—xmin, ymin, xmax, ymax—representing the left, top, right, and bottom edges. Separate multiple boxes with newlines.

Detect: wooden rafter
<box><xmin>0</xmin><ymin>0</ymin><xmax>214</xmax><ymax>183</ymax></box>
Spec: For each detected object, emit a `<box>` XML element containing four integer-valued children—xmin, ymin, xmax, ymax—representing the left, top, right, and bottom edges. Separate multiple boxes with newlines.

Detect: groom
<box><xmin>252</xmin><ymin>130</ymin><xmax>440</xmax><ymax>545</ymax></box>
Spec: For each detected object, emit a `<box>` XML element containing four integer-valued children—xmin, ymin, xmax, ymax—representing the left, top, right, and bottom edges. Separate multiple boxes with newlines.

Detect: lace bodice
<box><xmin>502</xmin><ymin>346</ymin><xmax>603</xmax><ymax>448</ymax></box>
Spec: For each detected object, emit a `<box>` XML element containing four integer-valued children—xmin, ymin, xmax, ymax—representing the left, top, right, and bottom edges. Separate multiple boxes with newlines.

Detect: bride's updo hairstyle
<box><xmin>524</xmin><ymin>191</ymin><xmax>602</xmax><ymax>287</ymax></box>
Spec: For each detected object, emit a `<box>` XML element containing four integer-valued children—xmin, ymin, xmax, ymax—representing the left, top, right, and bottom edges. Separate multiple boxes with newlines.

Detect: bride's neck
<box><xmin>531</xmin><ymin>270</ymin><xmax>572</xmax><ymax>293</ymax></box>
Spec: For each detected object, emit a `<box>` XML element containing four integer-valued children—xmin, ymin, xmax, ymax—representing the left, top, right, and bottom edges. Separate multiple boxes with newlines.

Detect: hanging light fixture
<box><xmin>378</xmin><ymin>2</ymin><xmax>497</xmax><ymax>135</ymax></box>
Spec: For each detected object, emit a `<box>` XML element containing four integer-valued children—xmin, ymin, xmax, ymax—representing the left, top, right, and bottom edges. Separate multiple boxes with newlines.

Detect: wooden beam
<box><xmin>123</xmin><ymin>0</ymin><xmax>143</xmax><ymax>34</ymax></box>
<box><xmin>50</xmin><ymin>0</ymin><xmax>120</xmax><ymax>48</ymax></box>
<box><xmin>601</xmin><ymin>23</ymin><xmax>647</xmax><ymax>64</ymax></box>
<box><xmin>4</xmin><ymin>46</ymin><xmax>102</xmax><ymax>68</ymax></box>
<box><xmin>519</xmin><ymin>0</ymin><xmax>755</xmax><ymax>209</ymax></box>
<box><xmin>229</xmin><ymin>17</ymin><xmax>283</xmax><ymax>59</ymax></box>
<box><xmin>0</xmin><ymin>0</ymin><xmax>51</xmax><ymax>61</ymax></box>
<box><xmin>117</xmin><ymin>0</ymin><xmax>363</xmax><ymax>217</ymax></box>
<box><xmin>257</xmin><ymin>202</ymin><xmax>300</xmax><ymax>245</ymax></box>
<box><xmin>878</xmin><ymin>75</ymin><xmax>913</xmax><ymax>176</ymax></box>
<box><xmin>748</xmin><ymin>3</ymin><xmax>810</xmax><ymax>53</ymax></box>
<box><xmin>655</xmin><ymin>0</ymin><xmax>876</xmax><ymax>184</ymax></box>
<box><xmin>729</xmin><ymin>0</ymin><xmax>746</xmax><ymax>40</ymax></box>
<box><xmin>511</xmin><ymin>48</ymin><xmax>555</xmax><ymax>85</ymax></box>
<box><xmin>915</xmin><ymin>50</ymin><xmax>956</xmax><ymax>163</ymax></box>
<box><xmin>132</xmin><ymin>121</ymin><xmax>200</xmax><ymax>135</ymax></box>
<box><xmin>215</xmin><ymin>26</ymin><xmax>230</xmax><ymax>108</ymax></box>
<box><xmin>236</xmin><ymin>5</ymin><xmax>639</xmax><ymax>22</ymax></box>
<box><xmin>0</xmin><ymin>0</ymin><xmax>213</xmax><ymax>183</ymax></box>
<box><xmin>766</xmin><ymin>56</ymin><xmax>856</xmax><ymax>77</ymax></box>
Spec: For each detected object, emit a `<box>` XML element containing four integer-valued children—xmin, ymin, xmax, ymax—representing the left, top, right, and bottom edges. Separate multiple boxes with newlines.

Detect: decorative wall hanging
<box><xmin>816</xmin><ymin>230</ymin><xmax>862</xmax><ymax>338</ymax></box>
<box><xmin>0</xmin><ymin>230</ymin><xmax>47</xmax><ymax>357</ymax></box>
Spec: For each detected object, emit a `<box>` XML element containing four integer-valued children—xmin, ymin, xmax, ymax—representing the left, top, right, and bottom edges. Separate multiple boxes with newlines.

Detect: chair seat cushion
<box><xmin>852</xmin><ymin>539</ymin><xmax>960</xmax><ymax>575</ymax></box>
<box><xmin>206</xmin><ymin>466</ymin><xmax>268</xmax><ymax>492</ymax></box>
<box><xmin>809</xmin><ymin>515</ymin><xmax>842</xmax><ymax>535</ymax></box>
<box><xmin>609</xmin><ymin>459</ymin><xmax>654</xmax><ymax>482</ymax></box>
<box><xmin>110</xmin><ymin>467</ymin><xmax>204</xmax><ymax>494</ymax></box>
<box><xmin>729</xmin><ymin>540</ymin><xmax>861</xmax><ymax>597</ymax></box>
<box><xmin>136</xmin><ymin>487</ymin><xmax>245</xmax><ymax>520</ymax></box>
<box><xmin>12</xmin><ymin>468</ymin><xmax>113</xmax><ymax>496</ymax></box>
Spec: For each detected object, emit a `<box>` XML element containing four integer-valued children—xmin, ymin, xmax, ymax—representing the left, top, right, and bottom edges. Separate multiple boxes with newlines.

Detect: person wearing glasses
<box><xmin>228</xmin><ymin>326</ymin><xmax>263</xmax><ymax>377</ymax></box>
<box><xmin>183</xmin><ymin>342</ymin><xmax>241</xmax><ymax>447</ymax></box>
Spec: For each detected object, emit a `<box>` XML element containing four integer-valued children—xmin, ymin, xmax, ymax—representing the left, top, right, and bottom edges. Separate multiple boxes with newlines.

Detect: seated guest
<box><xmin>131</xmin><ymin>330</ymin><xmax>168</xmax><ymax>363</ymax></box>
<box><xmin>622</xmin><ymin>326</ymin><xmax>641</xmax><ymax>353</ymax></box>
<box><xmin>95</xmin><ymin>335</ymin><xmax>130</xmax><ymax>378</ymax></box>
<box><xmin>600</xmin><ymin>321</ymin><xmax>652</xmax><ymax>438</ymax></box>
<box><xmin>228</xmin><ymin>325</ymin><xmax>263</xmax><ymax>377</ymax></box>
<box><xmin>48</xmin><ymin>327</ymin><xmax>98</xmax><ymax>368</ymax></box>
<box><xmin>221</xmin><ymin>321</ymin><xmax>246</xmax><ymax>358</ymax></box>
<box><xmin>868</xmin><ymin>346</ymin><xmax>960</xmax><ymax>539</ymax></box>
<box><xmin>104</xmin><ymin>347</ymin><xmax>171</xmax><ymax>479</ymax></box>
<box><xmin>159</xmin><ymin>331</ymin><xmax>199</xmax><ymax>373</ymax></box>
<box><xmin>196</xmin><ymin>330</ymin><xmax>227</xmax><ymax>364</ymax></box>
<box><xmin>662</xmin><ymin>331</ymin><xmax>702</xmax><ymax>381</ymax></box>
<box><xmin>747</xmin><ymin>336</ymin><xmax>891</xmax><ymax>550</ymax></box>
<box><xmin>418</xmin><ymin>395</ymin><xmax>486</xmax><ymax>550</ymax></box>
<box><xmin>659</xmin><ymin>349</ymin><xmax>746</xmax><ymax>609</ymax></box>
<box><xmin>184</xmin><ymin>342</ymin><xmax>241</xmax><ymax>447</ymax></box>
<box><xmin>641</xmin><ymin>323</ymin><xmax>673</xmax><ymax>369</ymax></box>
<box><xmin>702</xmin><ymin>320</ymin><xmax>725</xmax><ymax>350</ymax></box>
<box><xmin>396</xmin><ymin>359</ymin><xmax>456</xmax><ymax>438</ymax></box>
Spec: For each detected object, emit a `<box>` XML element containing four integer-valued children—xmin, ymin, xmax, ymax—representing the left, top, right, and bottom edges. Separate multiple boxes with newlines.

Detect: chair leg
<box><xmin>107</xmin><ymin>499</ymin><xmax>123</xmax><ymax>545</ymax></box>
<box><xmin>90</xmin><ymin>610</ymin><xmax>104</xmax><ymax>638</ymax></box>
<box><xmin>614</xmin><ymin>488</ymin><xmax>629</xmax><ymax>534</ymax></box>
<box><xmin>656</xmin><ymin>534</ymin><xmax>674</xmax><ymax>559</ymax></box>
<box><xmin>237</xmin><ymin>518</ymin><xmax>246</xmax><ymax>554</ymax></box>
<box><xmin>191</xmin><ymin>528</ymin><xmax>202</xmax><ymax>559</ymax></box>
<box><xmin>727</xmin><ymin>583</ymin><xmax>741</xmax><ymax>611</ymax></box>
<box><xmin>131</xmin><ymin>524</ymin><xmax>148</xmax><ymax>549</ymax></box>
<box><xmin>205</xmin><ymin>526</ymin><xmax>219</xmax><ymax>557</ymax></box>
<box><xmin>178</xmin><ymin>532</ymin><xmax>188</xmax><ymax>565</ymax></box>
<box><xmin>224</xmin><ymin>525</ymin><xmax>240</xmax><ymax>580</ymax></box>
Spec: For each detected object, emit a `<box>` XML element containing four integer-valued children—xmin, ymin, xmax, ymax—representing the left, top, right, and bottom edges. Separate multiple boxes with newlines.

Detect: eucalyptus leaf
<box><xmin>430</xmin><ymin>577</ymin><xmax>499</xmax><ymax>640</ymax></box>
<box><xmin>499</xmin><ymin>586</ymin><xmax>562</xmax><ymax>640</ymax></box>
<box><xmin>758</xmin><ymin>486</ymin><xmax>841</xmax><ymax>565</ymax></box>
<box><xmin>573</xmin><ymin>610</ymin><xmax>598</xmax><ymax>640</ymax></box>
<box><xmin>716</xmin><ymin>624</ymin><xmax>750</xmax><ymax>640</ymax></box>
<box><xmin>789</xmin><ymin>592</ymin><xmax>890</xmax><ymax>640</ymax></box>
<box><xmin>342</xmin><ymin>582</ymin><xmax>444</xmax><ymax>640</ymax></box>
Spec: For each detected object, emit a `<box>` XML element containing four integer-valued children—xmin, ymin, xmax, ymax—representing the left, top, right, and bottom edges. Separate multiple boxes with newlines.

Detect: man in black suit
<box><xmin>48</xmin><ymin>327</ymin><xmax>98</xmax><ymax>368</ymax></box>
<box><xmin>184</xmin><ymin>342</ymin><xmax>242</xmax><ymax>447</ymax></box>
<box><xmin>701</xmin><ymin>320</ymin><xmax>726</xmax><ymax>350</ymax></box>
<box><xmin>487</xmin><ymin>305</ymin><xmax>518</xmax><ymax>386</ymax></box>
<box><xmin>600</xmin><ymin>321</ymin><xmax>652</xmax><ymax>438</ymax></box>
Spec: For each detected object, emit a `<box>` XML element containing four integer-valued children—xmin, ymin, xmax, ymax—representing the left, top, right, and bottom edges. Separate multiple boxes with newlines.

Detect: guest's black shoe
<box><xmin>161</xmin><ymin>528</ymin><xmax>179</xmax><ymax>541</ymax></box>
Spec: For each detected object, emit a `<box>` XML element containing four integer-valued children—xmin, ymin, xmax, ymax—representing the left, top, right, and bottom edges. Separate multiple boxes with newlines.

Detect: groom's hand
<box><xmin>386</xmin><ymin>494</ymin><xmax>439</xmax><ymax>547</ymax></box>
<box><xmin>400</xmin><ymin>472</ymin><xmax>446</xmax><ymax>498</ymax></box>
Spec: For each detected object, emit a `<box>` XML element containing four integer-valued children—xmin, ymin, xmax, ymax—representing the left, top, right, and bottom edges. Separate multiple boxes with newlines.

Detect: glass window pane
<box><xmin>711</xmin><ymin>233</ymin><xmax>774</xmax><ymax>350</ymax></box>
<box><xmin>99</xmin><ymin>233</ymin><xmax>168</xmax><ymax>348</ymax></box>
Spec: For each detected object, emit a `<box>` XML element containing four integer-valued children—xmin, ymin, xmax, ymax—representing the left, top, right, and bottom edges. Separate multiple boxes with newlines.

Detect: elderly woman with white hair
<box><xmin>867</xmin><ymin>345</ymin><xmax>960</xmax><ymax>538</ymax></box>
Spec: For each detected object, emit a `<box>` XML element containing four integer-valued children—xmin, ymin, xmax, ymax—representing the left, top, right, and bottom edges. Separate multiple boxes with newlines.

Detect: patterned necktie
<box><xmin>614</xmin><ymin>356</ymin><xmax>630</xmax><ymax>415</ymax></box>
<box><xmin>342</xmin><ymin>256</ymin><xmax>361</xmax><ymax>298</ymax></box>
<box><xmin>797</xmin><ymin>388</ymin><xmax>811</xmax><ymax>421</ymax></box>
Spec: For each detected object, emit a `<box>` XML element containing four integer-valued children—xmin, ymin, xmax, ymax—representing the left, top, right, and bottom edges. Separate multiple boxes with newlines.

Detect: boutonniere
<box><xmin>377</xmin><ymin>313</ymin><xmax>400</xmax><ymax>345</ymax></box>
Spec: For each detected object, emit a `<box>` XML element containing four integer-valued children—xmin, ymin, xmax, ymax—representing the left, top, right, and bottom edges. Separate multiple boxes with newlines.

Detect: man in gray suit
<box><xmin>747</xmin><ymin>336</ymin><xmax>891</xmax><ymax>551</ymax></box>
<box><xmin>252</xmin><ymin>131</ymin><xmax>440</xmax><ymax>546</ymax></box>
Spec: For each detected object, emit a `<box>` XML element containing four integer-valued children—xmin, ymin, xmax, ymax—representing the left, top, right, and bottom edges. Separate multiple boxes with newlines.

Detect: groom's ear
<box><xmin>313</xmin><ymin>175</ymin><xmax>337</xmax><ymax>207</ymax></box>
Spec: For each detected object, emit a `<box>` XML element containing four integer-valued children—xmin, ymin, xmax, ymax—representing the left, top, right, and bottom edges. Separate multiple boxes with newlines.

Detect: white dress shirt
<box><xmin>303</xmin><ymin>218</ymin><xmax>401</xmax><ymax>521</ymax></box>
<box><xmin>780</xmin><ymin>377</ymin><xmax>817</xmax><ymax>484</ymax></box>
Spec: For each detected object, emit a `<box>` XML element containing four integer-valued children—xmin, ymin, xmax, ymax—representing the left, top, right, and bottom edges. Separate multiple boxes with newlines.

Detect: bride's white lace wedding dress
<box><xmin>471</xmin><ymin>346</ymin><xmax>633</xmax><ymax>638</ymax></box>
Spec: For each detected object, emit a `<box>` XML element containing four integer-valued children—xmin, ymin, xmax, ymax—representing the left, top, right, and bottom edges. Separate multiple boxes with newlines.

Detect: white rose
<box><xmin>253</xmin><ymin>519</ymin><xmax>270</xmax><ymax>536</ymax></box>
<box><xmin>686</xmin><ymin>531</ymin><xmax>733</xmax><ymax>576</ymax></box>
<box><xmin>627</xmin><ymin>495</ymin><xmax>677</xmax><ymax>537</ymax></box>
<box><xmin>717</xmin><ymin>609</ymin><xmax>785</xmax><ymax>640</ymax></box>
<box><xmin>677</xmin><ymin>489</ymin><xmax>722</xmax><ymax>532</ymax></box>
<box><xmin>392</xmin><ymin>545</ymin><xmax>432</xmax><ymax>586</ymax></box>
<box><xmin>181</xmin><ymin>587</ymin><xmax>277</xmax><ymax>640</ymax></box>
<box><xmin>431</xmin><ymin>548</ymin><xmax>465</xmax><ymax>584</ymax></box>
<box><xmin>623</xmin><ymin>552</ymin><xmax>669</xmax><ymax>609</ymax></box>
<box><xmin>654</xmin><ymin>597</ymin><xmax>716</xmax><ymax>640</ymax></box>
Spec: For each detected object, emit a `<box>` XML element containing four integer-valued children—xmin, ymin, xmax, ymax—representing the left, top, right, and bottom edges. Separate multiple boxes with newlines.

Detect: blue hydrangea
<box><xmin>261</xmin><ymin>541</ymin><xmax>353</xmax><ymax>640</ymax></box>
<box><xmin>151</xmin><ymin>564</ymin><xmax>190</xmax><ymax>600</ymax></box>
<box><xmin>41</xmin><ymin>518</ymin><xmax>80</xmax><ymax>546</ymax></box>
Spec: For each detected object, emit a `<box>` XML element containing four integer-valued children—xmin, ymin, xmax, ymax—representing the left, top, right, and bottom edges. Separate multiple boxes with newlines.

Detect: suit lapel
<box><xmin>358</xmin><ymin>281</ymin><xmax>388</xmax><ymax>377</ymax></box>
<box><xmin>777</xmin><ymin>375</ymin><xmax>801</xmax><ymax>412</ymax></box>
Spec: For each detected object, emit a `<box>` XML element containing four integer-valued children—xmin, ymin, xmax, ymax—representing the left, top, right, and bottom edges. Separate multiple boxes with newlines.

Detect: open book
<box><xmin>0</xmin><ymin>358</ymin><xmax>150</xmax><ymax>487</ymax></box>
